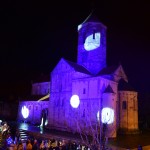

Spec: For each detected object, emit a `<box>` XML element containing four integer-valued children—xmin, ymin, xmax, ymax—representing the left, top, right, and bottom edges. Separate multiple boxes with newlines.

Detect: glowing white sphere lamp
<box><xmin>21</xmin><ymin>106</ymin><xmax>29</xmax><ymax>119</ymax></box>
<box><xmin>70</xmin><ymin>95</ymin><xmax>80</xmax><ymax>108</ymax></box>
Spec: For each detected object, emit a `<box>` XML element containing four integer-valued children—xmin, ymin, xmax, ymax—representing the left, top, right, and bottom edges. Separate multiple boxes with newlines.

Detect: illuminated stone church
<box><xmin>18</xmin><ymin>12</ymin><xmax>139</xmax><ymax>137</ymax></box>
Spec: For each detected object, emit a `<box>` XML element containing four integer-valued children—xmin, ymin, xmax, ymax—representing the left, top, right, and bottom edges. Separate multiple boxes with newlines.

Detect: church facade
<box><xmin>48</xmin><ymin>13</ymin><xmax>138</xmax><ymax>137</ymax></box>
<box><xmin>18</xmin><ymin>13</ymin><xmax>138</xmax><ymax>138</ymax></box>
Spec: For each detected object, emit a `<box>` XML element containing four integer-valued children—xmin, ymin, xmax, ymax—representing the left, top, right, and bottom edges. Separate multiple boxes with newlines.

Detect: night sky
<box><xmin>0</xmin><ymin>0</ymin><xmax>150</xmax><ymax>97</ymax></box>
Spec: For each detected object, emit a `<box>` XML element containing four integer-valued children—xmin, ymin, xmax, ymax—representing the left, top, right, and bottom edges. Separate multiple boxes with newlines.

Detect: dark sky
<box><xmin>0</xmin><ymin>0</ymin><xmax>150</xmax><ymax>97</ymax></box>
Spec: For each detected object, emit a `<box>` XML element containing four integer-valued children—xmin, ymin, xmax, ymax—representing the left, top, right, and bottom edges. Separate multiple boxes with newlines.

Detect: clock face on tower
<box><xmin>84</xmin><ymin>32</ymin><xmax>101</xmax><ymax>51</ymax></box>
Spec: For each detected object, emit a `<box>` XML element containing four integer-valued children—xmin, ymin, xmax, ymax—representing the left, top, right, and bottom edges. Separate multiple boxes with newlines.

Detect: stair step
<box><xmin>18</xmin><ymin>129</ymin><xmax>29</xmax><ymax>142</ymax></box>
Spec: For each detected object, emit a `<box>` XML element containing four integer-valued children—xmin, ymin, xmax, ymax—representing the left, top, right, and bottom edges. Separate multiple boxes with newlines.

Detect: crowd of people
<box><xmin>0</xmin><ymin>124</ymin><xmax>90</xmax><ymax>150</ymax></box>
<box><xmin>6</xmin><ymin>136</ymin><xmax>89</xmax><ymax>150</ymax></box>
<box><xmin>0</xmin><ymin>121</ymin><xmax>107</xmax><ymax>150</ymax></box>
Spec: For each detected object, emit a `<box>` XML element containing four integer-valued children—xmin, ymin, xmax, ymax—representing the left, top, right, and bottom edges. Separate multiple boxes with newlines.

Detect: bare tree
<box><xmin>66</xmin><ymin>98</ymin><xmax>118</xmax><ymax>150</ymax></box>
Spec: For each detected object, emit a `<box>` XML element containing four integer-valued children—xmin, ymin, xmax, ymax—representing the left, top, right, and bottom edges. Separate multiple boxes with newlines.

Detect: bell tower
<box><xmin>77</xmin><ymin>12</ymin><xmax>107</xmax><ymax>74</ymax></box>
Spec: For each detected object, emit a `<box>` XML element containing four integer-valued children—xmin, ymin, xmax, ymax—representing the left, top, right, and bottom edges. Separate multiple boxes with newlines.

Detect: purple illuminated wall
<box><xmin>47</xmin><ymin>12</ymin><xmax>139</xmax><ymax>137</ymax></box>
<box><xmin>77</xmin><ymin>14</ymin><xmax>107</xmax><ymax>75</ymax></box>
<box><xmin>18</xmin><ymin>101</ymin><xmax>49</xmax><ymax>125</ymax></box>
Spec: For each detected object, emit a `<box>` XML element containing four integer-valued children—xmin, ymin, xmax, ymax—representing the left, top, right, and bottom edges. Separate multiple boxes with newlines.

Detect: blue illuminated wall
<box><xmin>18</xmin><ymin>101</ymin><xmax>48</xmax><ymax>124</ymax></box>
<box><xmin>77</xmin><ymin>13</ymin><xmax>107</xmax><ymax>75</ymax></box>
<box><xmin>18</xmin><ymin>80</ymin><xmax>50</xmax><ymax>124</ymax></box>
<box><xmin>47</xmin><ymin>12</ymin><xmax>139</xmax><ymax>137</ymax></box>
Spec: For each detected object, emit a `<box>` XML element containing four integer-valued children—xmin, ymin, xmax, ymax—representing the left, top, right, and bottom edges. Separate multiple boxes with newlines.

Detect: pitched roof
<box><xmin>65</xmin><ymin>59</ymin><xmax>91</xmax><ymax>75</ymax></box>
<box><xmin>82</xmin><ymin>11</ymin><xmax>100</xmax><ymax>24</ymax></box>
<box><xmin>80</xmin><ymin>11</ymin><xmax>106</xmax><ymax>28</ymax></box>
<box><xmin>118</xmin><ymin>79</ymin><xmax>135</xmax><ymax>91</ymax></box>
<box><xmin>97</xmin><ymin>65</ymin><xmax>118</xmax><ymax>75</ymax></box>
<box><xmin>103</xmin><ymin>85</ymin><xmax>115</xmax><ymax>93</ymax></box>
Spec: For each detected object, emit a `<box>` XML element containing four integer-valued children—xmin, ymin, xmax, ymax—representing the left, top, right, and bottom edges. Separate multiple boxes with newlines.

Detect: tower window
<box><xmin>122</xmin><ymin>101</ymin><xmax>127</xmax><ymax>110</ymax></box>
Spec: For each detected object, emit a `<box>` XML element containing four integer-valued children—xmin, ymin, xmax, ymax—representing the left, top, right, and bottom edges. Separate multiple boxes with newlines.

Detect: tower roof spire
<box><xmin>82</xmin><ymin>10</ymin><xmax>100</xmax><ymax>24</ymax></box>
<box><xmin>78</xmin><ymin>10</ymin><xmax>107</xmax><ymax>31</ymax></box>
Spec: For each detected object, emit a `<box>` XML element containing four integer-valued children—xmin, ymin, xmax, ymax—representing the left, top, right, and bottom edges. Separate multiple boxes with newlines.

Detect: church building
<box><xmin>48</xmin><ymin>12</ymin><xmax>138</xmax><ymax>137</ymax></box>
<box><xmin>18</xmin><ymin>12</ymin><xmax>139</xmax><ymax>138</ymax></box>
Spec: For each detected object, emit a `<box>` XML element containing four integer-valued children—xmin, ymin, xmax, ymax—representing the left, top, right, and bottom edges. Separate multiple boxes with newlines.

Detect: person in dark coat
<box><xmin>138</xmin><ymin>145</ymin><xmax>142</xmax><ymax>150</ymax></box>
<box><xmin>32</xmin><ymin>139</ymin><xmax>38</xmax><ymax>150</ymax></box>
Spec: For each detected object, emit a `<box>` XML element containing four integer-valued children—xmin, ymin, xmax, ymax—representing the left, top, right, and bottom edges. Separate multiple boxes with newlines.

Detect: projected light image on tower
<box><xmin>21</xmin><ymin>106</ymin><xmax>29</xmax><ymax>119</ymax></box>
<box><xmin>84</xmin><ymin>32</ymin><xmax>101</xmax><ymax>51</ymax></box>
<box><xmin>97</xmin><ymin>107</ymin><xmax>114</xmax><ymax>124</ymax></box>
<box><xmin>70</xmin><ymin>95</ymin><xmax>80</xmax><ymax>108</ymax></box>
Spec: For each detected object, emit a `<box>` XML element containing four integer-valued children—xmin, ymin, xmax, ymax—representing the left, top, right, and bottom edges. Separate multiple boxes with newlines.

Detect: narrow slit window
<box><xmin>83</xmin><ymin>88</ymin><xmax>86</xmax><ymax>94</ymax></box>
<box><xmin>122</xmin><ymin>101</ymin><xmax>127</xmax><ymax>110</ymax></box>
